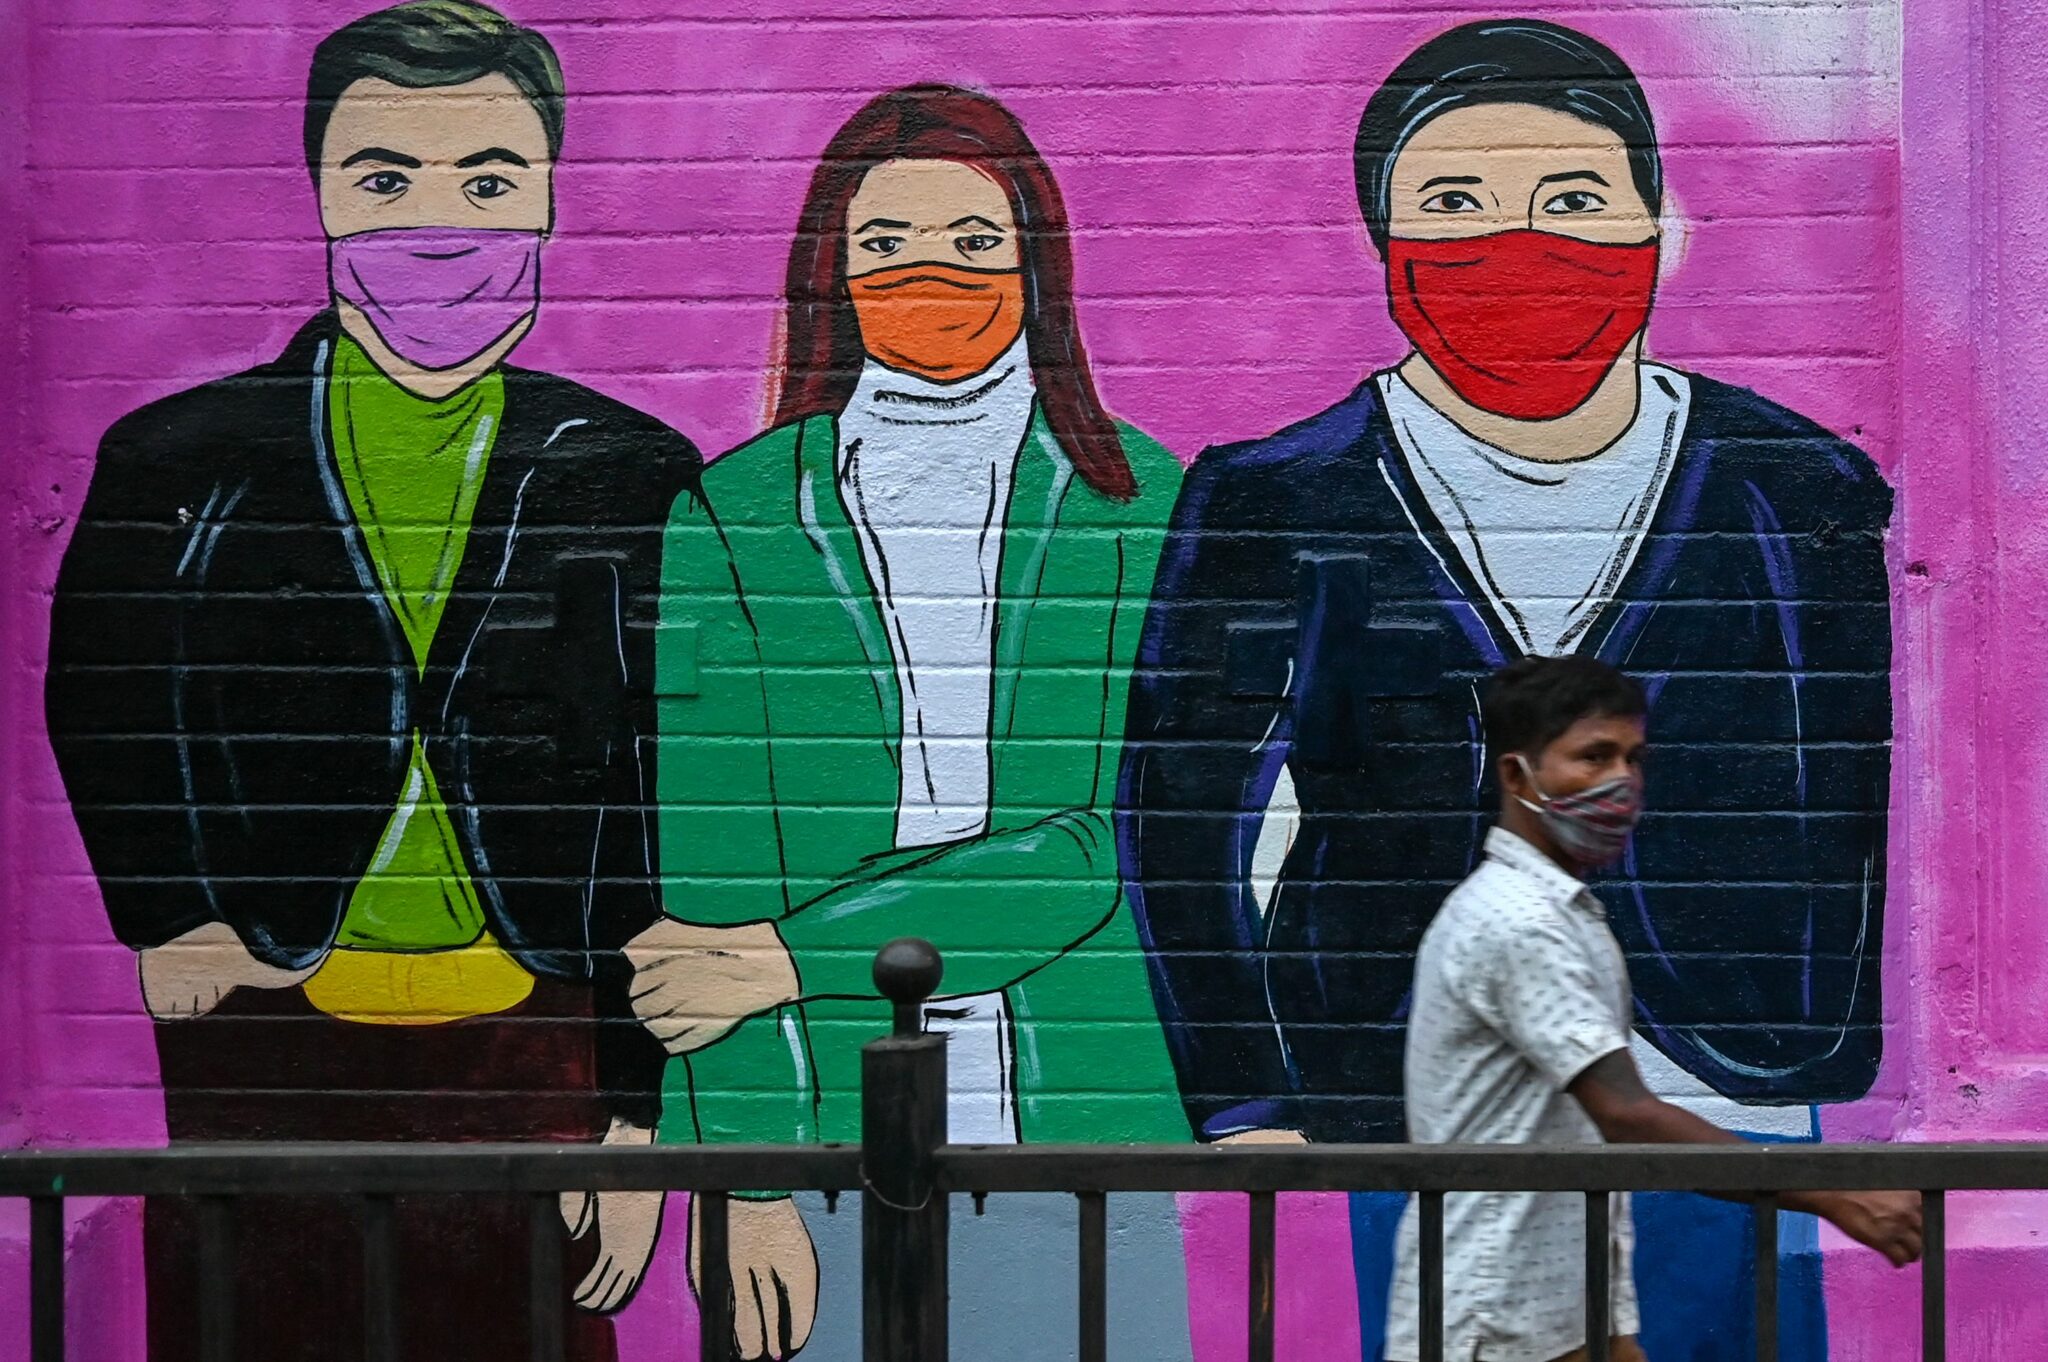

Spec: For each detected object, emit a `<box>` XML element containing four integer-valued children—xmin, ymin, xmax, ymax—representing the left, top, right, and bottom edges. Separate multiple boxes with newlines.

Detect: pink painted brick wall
<box><xmin>2</xmin><ymin>0</ymin><xmax>2043</xmax><ymax>1358</ymax></box>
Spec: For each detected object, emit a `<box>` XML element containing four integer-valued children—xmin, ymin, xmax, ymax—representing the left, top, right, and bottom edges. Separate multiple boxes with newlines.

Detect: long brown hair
<box><xmin>769</xmin><ymin>84</ymin><xmax>1135</xmax><ymax>501</ymax></box>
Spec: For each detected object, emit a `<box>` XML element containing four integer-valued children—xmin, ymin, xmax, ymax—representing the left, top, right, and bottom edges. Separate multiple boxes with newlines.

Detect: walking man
<box><xmin>1385</xmin><ymin>655</ymin><xmax>1920</xmax><ymax>1362</ymax></box>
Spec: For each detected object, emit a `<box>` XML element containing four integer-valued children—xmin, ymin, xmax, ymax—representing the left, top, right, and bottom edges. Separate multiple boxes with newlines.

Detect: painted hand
<box><xmin>627</xmin><ymin>919</ymin><xmax>800</xmax><ymax>1056</ymax></box>
<box><xmin>562</xmin><ymin>1119</ymin><xmax>665</xmax><ymax>1314</ymax></box>
<box><xmin>137</xmin><ymin>921</ymin><xmax>319</xmax><ymax>1021</ymax></box>
<box><xmin>690</xmin><ymin>1195</ymin><xmax>819</xmax><ymax>1361</ymax></box>
<box><xmin>1215</xmin><ymin>1129</ymin><xmax>1310</xmax><ymax>1145</ymax></box>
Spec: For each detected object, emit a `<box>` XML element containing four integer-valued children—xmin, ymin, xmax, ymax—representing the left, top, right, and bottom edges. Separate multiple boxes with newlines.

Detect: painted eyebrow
<box><xmin>947</xmin><ymin>215</ymin><xmax>1004</xmax><ymax>232</ymax></box>
<box><xmin>1418</xmin><ymin>174</ymin><xmax>1483</xmax><ymax>191</ymax></box>
<box><xmin>455</xmin><ymin>147</ymin><xmax>531</xmax><ymax>169</ymax></box>
<box><xmin>340</xmin><ymin>147</ymin><xmax>423</xmax><ymax>169</ymax></box>
<box><xmin>854</xmin><ymin>217</ymin><xmax>913</xmax><ymax>232</ymax></box>
<box><xmin>1537</xmin><ymin>170</ymin><xmax>1611</xmax><ymax>188</ymax></box>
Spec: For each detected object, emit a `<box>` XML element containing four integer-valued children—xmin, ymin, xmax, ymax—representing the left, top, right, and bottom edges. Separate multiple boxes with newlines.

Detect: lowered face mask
<box><xmin>1513</xmin><ymin>753</ymin><xmax>1643</xmax><ymax>866</ymax></box>
<box><xmin>329</xmin><ymin>226</ymin><xmax>542</xmax><ymax>371</ymax></box>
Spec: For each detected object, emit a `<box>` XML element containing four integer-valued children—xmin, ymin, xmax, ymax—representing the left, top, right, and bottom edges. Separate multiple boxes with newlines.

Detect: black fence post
<box><xmin>863</xmin><ymin>938</ymin><xmax>948</xmax><ymax>1362</ymax></box>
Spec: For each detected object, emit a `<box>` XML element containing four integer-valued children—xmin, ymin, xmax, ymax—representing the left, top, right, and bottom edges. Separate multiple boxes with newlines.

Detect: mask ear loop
<box><xmin>1511</xmin><ymin>752</ymin><xmax>1552</xmax><ymax>814</ymax></box>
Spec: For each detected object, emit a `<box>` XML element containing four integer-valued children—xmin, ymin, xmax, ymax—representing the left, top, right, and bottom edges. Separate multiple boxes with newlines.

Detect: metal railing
<box><xmin>0</xmin><ymin>938</ymin><xmax>2035</xmax><ymax>1362</ymax></box>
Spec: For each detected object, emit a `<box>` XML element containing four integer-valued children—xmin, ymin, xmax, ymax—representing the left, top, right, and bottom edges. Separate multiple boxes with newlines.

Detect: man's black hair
<box><xmin>1482</xmin><ymin>654</ymin><xmax>1647</xmax><ymax>760</ymax></box>
<box><xmin>1353</xmin><ymin>18</ymin><xmax>1663</xmax><ymax>255</ymax></box>
<box><xmin>304</xmin><ymin>1</ymin><xmax>565</xmax><ymax>178</ymax></box>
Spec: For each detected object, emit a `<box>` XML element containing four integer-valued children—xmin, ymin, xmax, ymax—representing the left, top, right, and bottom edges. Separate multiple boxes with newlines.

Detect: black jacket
<box><xmin>46</xmin><ymin>314</ymin><xmax>700</xmax><ymax>1126</ymax></box>
<box><xmin>1117</xmin><ymin>372</ymin><xmax>1893</xmax><ymax>1142</ymax></box>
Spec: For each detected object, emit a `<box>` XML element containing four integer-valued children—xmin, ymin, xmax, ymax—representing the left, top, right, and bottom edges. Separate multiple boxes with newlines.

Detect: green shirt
<box><xmin>327</xmin><ymin>336</ymin><xmax>502</xmax><ymax>952</ymax></box>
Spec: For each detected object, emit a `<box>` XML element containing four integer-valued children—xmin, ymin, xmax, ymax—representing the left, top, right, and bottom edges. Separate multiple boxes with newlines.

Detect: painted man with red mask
<box><xmin>1118</xmin><ymin>19</ymin><xmax>1893</xmax><ymax>1361</ymax></box>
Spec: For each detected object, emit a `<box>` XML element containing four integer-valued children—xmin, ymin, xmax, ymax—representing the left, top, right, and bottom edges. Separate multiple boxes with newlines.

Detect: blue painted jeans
<box><xmin>1350</xmin><ymin>1132</ymin><xmax>1828</xmax><ymax>1362</ymax></box>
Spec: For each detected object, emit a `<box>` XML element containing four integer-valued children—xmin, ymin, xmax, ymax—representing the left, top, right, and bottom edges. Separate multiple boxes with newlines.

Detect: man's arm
<box><xmin>1567</xmin><ymin>1050</ymin><xmax>1923</xmax><ymax>1267</ymax></box>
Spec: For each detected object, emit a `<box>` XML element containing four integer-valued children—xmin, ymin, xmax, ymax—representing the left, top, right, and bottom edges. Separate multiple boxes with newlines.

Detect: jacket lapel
<box><xmin>989</xmin><ymin>406</ymin><xmax>1077</xmax><ymax>774</ymax></box>
<box><xmin>426</xmin><ymin>371</ymin><xmax>539</xmax><ymax>689</ymax></box>
<box><xmin>793</xmin><ymin>413</ymin><xmax>901</xmax><ymax>751</ymax></box>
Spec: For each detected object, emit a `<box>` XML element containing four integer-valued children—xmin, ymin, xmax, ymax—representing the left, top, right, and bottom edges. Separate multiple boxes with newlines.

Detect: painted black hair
<box><xmin>1353</xmin><ymin>18</ymin><xmax>1663</xmax><ymax>255</ymax></box>
<box><xmin>1481</xmin><ymin>654</ymin><xmax>1648</xmax><ymax>760</ymax></box>
<box><xmin>304</xmin><ymin>1</ymin><xmax>565</xmax><ymax>179</ymax></box>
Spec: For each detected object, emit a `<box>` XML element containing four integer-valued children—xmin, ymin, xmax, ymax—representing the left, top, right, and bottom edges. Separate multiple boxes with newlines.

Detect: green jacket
<box><xmin>653</xmin><ymin>406</ymin><xmax>1190</xmax><ymax>1148</ymax></box>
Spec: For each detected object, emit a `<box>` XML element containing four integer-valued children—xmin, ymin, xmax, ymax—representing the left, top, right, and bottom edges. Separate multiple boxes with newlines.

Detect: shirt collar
<box><xmin>1483</xmin><ymin>826</ymin><xmax>1605</xmax><ymax>918</ymax></box>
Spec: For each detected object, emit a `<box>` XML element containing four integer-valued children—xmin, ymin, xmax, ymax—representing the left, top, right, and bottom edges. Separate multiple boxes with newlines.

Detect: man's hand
<box><xmin>138</xmin><ymin>921</ymin><xmax>319</xmax><ymax>1021</ymax></box>
<box><xmin>627</xmin><ymin>919</ymin><xmax>800</xmax><ymax>1056</ymax></box>
<box><xmin>1215</xmin><ymin>1129</ymin><xmax>1309</xmax><ymax>1145</ymax></box>
<box><xmin>562</xmin><ymin>1119</ymin><xmax>665</xmax><ymax>1313</ymax></box>
<box><xmin>690</xmin><ymin>1195</ymin><xmax>818</xmax><ymax>1360</ymax></box>
<box><xmin>1567</xmin><ymin>1053</ymin><xmax>1925</xmax><ymax>1269</ymax></box>
<box><xmin>1791</xmin><ymin>1189</ymin><xmax>1924</xmax><ymax>1268</ymax></box>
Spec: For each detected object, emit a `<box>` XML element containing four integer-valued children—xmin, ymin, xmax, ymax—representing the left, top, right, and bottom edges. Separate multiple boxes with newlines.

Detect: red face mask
<box><xmin>1387</xmin><ymin>230</ymin><xmax>1659</xmax><ymax>421</ymax></box>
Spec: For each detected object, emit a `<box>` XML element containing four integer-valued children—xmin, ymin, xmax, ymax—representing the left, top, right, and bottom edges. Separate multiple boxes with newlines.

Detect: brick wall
<box><xmin>3</xmin><ymin>1</ymin><xmax>2043</xmax><ymax>1358</ymax></box>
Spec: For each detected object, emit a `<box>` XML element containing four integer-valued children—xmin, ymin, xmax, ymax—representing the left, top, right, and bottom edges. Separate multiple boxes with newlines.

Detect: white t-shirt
<box><xmin>1378</xmin><ymin>364</ymin><xmax>1691</xmax><ymax>657</ymax></box>
<box><xmin>839</xmin><ymin>336</ymin><xmax>1035</xmax><ymax>1145</ymax></box>
<box><xmin>1384</xmin><ymin>828</ymin><xmax>1639</xmax><ymax>1362</ymax></box>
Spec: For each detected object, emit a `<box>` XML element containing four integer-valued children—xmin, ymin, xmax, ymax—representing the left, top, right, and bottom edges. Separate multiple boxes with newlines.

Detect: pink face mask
<box><xmin>328</xmin><ymin>226</ymin><xmax>542</xmax><ymax>371</ymax></box>
<box><xmin>1513</xmin><ymin>753</ymin><xmax>1644</xmax><ymax>867</ymax></box>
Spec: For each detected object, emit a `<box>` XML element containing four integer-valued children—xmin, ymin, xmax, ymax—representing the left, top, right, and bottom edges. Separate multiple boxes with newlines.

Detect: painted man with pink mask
<box><xmin>44</xmin><ymin>5</ymin><xmax>696</xmax><ymax>1358</ymax></box>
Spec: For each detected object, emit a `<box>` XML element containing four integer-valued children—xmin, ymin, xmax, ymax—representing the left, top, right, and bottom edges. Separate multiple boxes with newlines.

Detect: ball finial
<box><xmin>873</xmin><ymin>938</ymin><xmax>943</xmax><ymax>1035</ymax></box>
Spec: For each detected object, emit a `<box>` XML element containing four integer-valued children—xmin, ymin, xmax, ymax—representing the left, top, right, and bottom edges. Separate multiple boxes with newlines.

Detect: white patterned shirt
<box><xmin>1384</xmin><ymin>828</ymin><xmax>1639</xmax><ymax>1362</ymax></box>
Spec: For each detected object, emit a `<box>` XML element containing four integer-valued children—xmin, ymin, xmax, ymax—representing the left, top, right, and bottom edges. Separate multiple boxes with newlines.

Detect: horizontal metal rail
<box><xmin>0</xmin><ymin>1143</ymin><xmax>860</xmax><ymax>1197</ymax></box>
<box><xmin>5</xmin><ymin>1139</ymin><xmax>2039</xmax><ymax>1199</ymax></box>
<box><xmin>933</xmin><ymin>1141</ymin><xmax>2048</xmax><ymax>1193</ymax></box>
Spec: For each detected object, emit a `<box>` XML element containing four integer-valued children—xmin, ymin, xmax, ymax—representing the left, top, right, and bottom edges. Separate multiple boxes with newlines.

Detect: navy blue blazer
<box><xmin>1116</xmin><ymin>371</ymin><xmax>1893</xmax><ymax>1142</ymax></box>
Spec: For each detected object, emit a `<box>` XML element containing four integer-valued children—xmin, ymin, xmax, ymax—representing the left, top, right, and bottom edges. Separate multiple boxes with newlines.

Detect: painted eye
<box><xmin>464</xmin><ymin>174</ymin><xmax>516</xmax><ymax>201</ymax></box>
<box><xmin>957</xmin><ymin>233</ymin><xmax>1005</xmax><ymax>254</ymax></box>
<box><xmin>355</xmin><ymin>171</ymin><xmax>410</xmax><ymax>196</ymax></box>
<box><xmin>858</xmin><ymin>236</ymin><xmax>905</xmax><ymax>256</ymax></box>
<box><xmin>1543</xmin><ymin>190</ymin><xmax>1608</xmax><ymax>215</ymax></box>
<box><xmin>1420</xmin><ymin>190</ymin><xmax>1483</xmax><ymax>214</ymax></box>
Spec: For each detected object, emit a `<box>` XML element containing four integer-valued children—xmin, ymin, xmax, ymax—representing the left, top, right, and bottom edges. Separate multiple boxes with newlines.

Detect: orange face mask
<box><xmin>847</xmin><ymin>262</ymin><xmax>1026</xmax><ymax>381</ymax></box>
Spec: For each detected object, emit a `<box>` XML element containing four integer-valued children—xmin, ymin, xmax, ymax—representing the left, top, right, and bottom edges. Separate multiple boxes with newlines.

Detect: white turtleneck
<box><xmin>839</xmin><ymin>334</ymin><xmax>1036</xmax><ymax>851</ymax></box>
<box><xmin>838</xmin><ymin>335</ymin><xmax>1037</xmax><ymax>1145</ymax></box>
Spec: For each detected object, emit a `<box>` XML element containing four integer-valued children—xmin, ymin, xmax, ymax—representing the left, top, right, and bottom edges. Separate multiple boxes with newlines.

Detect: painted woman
<box><xmin>630</xmin><ymin>85</ymin><xmax>1196</xmax><ymax>1360</ymax></box>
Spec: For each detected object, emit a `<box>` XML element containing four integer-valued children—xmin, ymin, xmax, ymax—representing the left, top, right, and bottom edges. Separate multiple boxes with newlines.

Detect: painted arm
<box><xmin>776</xmin><ymin>499</ymin><xmax>1167</xmax><ymax>1003</ymax></box>
<box><xmin>1115</xmin><ymin>451</ymin><xmax>1302</xmax><ymax>1140</ymax></box>
<box><xmin>643</xmin><ymin>488</ymin><xmax>820</xmax><ymax>1150</ymax></box>
<box><xmin>1627</xmin><ymin>446</ymin><xmax>1893</xmax><ymax>1104</ymax></box>
<box><xmin>590</xmin><ymin>425</ymin><xmax>704</xmax><ymax>1133</ymax></box>
<box><xmin>776</xmin><ymin>805</ymin><xmax>1122</xmax><ymax>1001</ymax></box>
<box><xmin>46</xmin><ymin>410</ymin><xmax>222</xmax><ymax>951</ymax></box>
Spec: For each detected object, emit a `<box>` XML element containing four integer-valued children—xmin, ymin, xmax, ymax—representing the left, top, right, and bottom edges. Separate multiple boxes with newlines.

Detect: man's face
<box><xmin>318</xmin><ymin>73</ymin><xmax>553</xmax><ymax>239</ymax></box>
<box><xmin>1386</xmin><ymin>103</ymin><xmax>1656</xmax><ymax>245</ymax></box>
<box><xmin>1511</xmin><ymin>712</ymin><xmax>1648</xmax><ymax>805</ymax></box>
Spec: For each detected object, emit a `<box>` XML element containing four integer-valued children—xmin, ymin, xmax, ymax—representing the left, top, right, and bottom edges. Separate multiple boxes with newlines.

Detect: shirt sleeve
<box><xmin>1463</xmin><ymin>911</ymin><xmax>1631</xmax><ymax>1091</ymax></box>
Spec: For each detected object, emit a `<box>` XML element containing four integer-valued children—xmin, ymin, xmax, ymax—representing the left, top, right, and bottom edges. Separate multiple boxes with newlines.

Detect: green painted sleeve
<box><xmin>655</xmin><ymin>489</ymin><xmax>789</xmax><ymax>926</ymax></box>
<box><xmin>654</xmin><ymin>487</ymin><xmax>817</xmax><ymax>1154</ymax></box>
<box><xmin>775</xmin><ymin>806</ymin><xmax>1119</xmax><ymax>1001</ymax></box>
<box><xmin>773</xmin><ymin>434</ymin><xmax>1180</xmax><ymax>1008</ymax></box>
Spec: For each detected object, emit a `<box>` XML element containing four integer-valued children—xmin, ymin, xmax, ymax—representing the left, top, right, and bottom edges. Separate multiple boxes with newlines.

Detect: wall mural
<box><xmin>45</xmin><ymin>5</ymin><xmax>693</xmax><ymax>1358</ymax></box>
<box><xmin>646</xmin><ymin>83</ymin><xmax>1198</xmax><ymax>1361</ymax></box>
<box><xmin>17</xmin><ymin>1</ymin><xmax>1905</xmax><ymax>1360</ymax></box>
<box><xmin>1117</xmin><ymin>20</ymin><xmax>1893</xmax><ymax>1362</ymax></box>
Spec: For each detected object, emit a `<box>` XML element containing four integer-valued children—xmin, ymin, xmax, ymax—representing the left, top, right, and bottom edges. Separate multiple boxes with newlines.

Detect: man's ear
<box><xmin>1498</xmin><ymin>749</ymin><xmax>1533</xmax><ymax>801</ymax></box>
